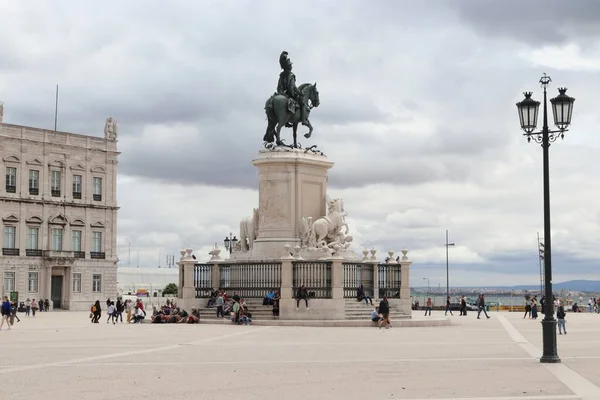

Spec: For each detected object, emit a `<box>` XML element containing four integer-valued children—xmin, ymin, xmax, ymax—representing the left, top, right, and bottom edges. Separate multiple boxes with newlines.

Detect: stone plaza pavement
<box><xmin>1</xmin><ymin>311</ymin><xmax>599</xmax><ymax>400</ymax></box>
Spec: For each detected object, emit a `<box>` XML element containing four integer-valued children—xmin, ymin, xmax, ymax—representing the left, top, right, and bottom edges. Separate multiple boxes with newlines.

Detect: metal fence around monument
<box><xmin>194</xmin><ymin>264</ymin><xmax>213</xmax><ymax>298</ymax></box>
<box><xmin>343</xmin><ymin>262</ymin><xmax>374</xmax><ymax>298</ymax></box>
<box><xmin>378</xmin><ymin>264</ymin><xmax>401</xmax><ymax>298</ymax></box>
<box><xmin>292</xmin><ymin>261</ymin><xmax>332</xmax><ymax>299</ymax></box>
<box><xmin>219</xmin><ymin>262</ymin><xmax>281</xmax><ymax>298</ymax></box>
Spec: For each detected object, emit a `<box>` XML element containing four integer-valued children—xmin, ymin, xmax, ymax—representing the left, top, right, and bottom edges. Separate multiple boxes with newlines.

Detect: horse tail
<box><xmin>264</xmin><ymin>96</ymin><xmax>276</xmax><ymax>142</ymax></box>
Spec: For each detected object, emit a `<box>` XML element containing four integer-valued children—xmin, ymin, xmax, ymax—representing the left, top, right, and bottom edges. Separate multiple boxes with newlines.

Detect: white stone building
<box><xmin>117</xmin><ymin>267</ymin><xmax>179</xmax><ymax>297</ymax></box>
<box><xmin>0</xmin><ymin>108</ymin><xmax>119</xmax><ymax>310</ymax></box>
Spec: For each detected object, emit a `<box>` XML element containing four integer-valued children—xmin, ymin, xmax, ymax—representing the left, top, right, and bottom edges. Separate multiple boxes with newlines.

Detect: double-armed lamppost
<box><xmin>223</xmin><ymin>233</ymin><xmax>238</xmax><ymax>255</ymax></box>
<box><xmin>445</xmin><ymin>229</ymin><xmax>455</xmax><ymax>301</ymax></box>
<box><xmin>516</xmin><ymin>73</ymin><xmax>575</xmax><ymax>364</ymax></box>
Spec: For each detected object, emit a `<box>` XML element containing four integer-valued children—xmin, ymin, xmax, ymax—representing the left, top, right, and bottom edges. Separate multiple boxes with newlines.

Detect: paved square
<box><xmin>1</xmin><ymin>311</ymin><xmax>599</xmax><ymax>400</ymax></box>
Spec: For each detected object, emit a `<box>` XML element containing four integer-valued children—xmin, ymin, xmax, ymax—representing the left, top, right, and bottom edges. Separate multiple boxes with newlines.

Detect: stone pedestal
<box><xmin>250</xmin><ymin>149</ymin><xmax>334</xmax><ymax>260</ymax></box>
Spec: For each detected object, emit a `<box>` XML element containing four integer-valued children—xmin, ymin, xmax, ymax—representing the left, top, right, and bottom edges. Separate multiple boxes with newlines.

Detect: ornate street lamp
<box><xmin>445</xmin><ymin>230</ymin><xmax>455</xmax><ymax>301</ymax></box>
<box><xmin>223</xmin><ymin>233</ymin><xmax>238</xmax><ymax>255</ymax></box>
<box><xmin>516</xmin><ymin>73</ymin><xmax>575</xmax><ymax>364</ymax></box>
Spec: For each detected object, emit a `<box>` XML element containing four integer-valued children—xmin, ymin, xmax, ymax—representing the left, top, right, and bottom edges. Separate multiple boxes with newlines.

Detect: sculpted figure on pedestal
<box><xmin>239</xmin><ymin>208</ymin><xmax>260</xmax><ymax>252</ymax></box>
<box><xmin>300</xmin><ymin>197</ymin><xmax>349</xmax><ymax>249</ymax></box>
<box><xmin>264</xmin><ymin>51</ymin><xmax>320</xmax><ymax>149</ymax></box>
<box><xmin>104</xmin><ymin>117</ymin><xmax>117</xmax><ymax>140</ymax></box>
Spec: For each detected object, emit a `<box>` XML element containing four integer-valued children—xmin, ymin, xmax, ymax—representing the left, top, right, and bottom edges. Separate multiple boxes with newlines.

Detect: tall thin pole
<box><xmin>54</xmin><ymin>84</ymin><xmax>59</xmax><ymax>132</ymax></box>
<box><xmin>537</xmin><ymin>232</ymin><xmax>544</xmax><ymax>295</ymax></box>
<box><xmin>446</xmin><ymin>229</ymin><xmax>449</xmax><ymax>300</ymax></box>
<box><xmin>540</xmin><ymin>76</ymin><xmax>559</xmax><ymax>363</ymax></box>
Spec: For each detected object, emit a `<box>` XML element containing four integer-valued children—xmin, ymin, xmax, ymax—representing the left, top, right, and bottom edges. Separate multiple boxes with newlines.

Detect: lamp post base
<box><xmin>540</xmin><ymin>319</ymin><xmax>561</xmax><ymax>363</ymax></box>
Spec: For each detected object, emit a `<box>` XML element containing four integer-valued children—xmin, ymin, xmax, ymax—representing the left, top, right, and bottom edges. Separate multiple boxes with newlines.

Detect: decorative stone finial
<box><xmin>293</xmin><ymin>245</ymin><xmax>303</xmax><ymax>259</ymax></box>
<box><xmin>401</xmin><ymin>248</ymin><xmax>409</xmax><ymax>261</ymax></box>
<box><xmin>179</xmin><ymin>250</ymin><xmax>186</xmax><ymax>260</ymax></box>
<box><xmin>362</xmin><ymin>249</ymin><xmax>369</xmax><ymax>261</ymax></box>
<box><xmin>369</xmin><ymin>248</ymin><xmax>377</xmax><ymax>261</ymax></box>
<box><xmin>387</xmin><ymin>250</ymin><xmax>396</xmax><ymax>263</ymax></box>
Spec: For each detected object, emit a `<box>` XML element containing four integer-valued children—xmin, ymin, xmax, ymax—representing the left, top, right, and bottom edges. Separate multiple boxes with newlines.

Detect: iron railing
<box><xmin>90</xmin><ymin>252</ymin><xmax>105</xmax><ymax>259</ymax></box>
<box><xmin>378</xmin><ymin>263</ymin><xmax>401</xmax><ymax>298</ymax></box>
<box><xmin>343</xmin><ymin>262</ymin><xmax>374</xmax><ymax>299</ymax></box>
<box><xmin>2</xmin><ymin>248</ymin><xmax>19</xmax><ymax>256</ymax></box>
<box><xmin>194</xmin><ymin>263</ymin><xmax>213</xmax><ymax>298</ymax></box>
<box><xmin>219</xmin><ymin>262</ymin><xmax>281</xmax><ymax>298</ymax></box>
<box><xmin>292</xmin><ymin>261</ymin><xmax>332</xmax><ymax>299</ymax></box>
<box><xmin>26</xmin><ymin>249</ymin><xmax>43</xmax><ymax>257</ymax></box>
<box><xmin>5</xmin><ymin>185</ymin><xmax>16</xmax><ymax>193</ymax></box>
<box><xmin>73</xmin><ymin>251</ymin><xmax>85</xmax><ymax>258</ymax></box>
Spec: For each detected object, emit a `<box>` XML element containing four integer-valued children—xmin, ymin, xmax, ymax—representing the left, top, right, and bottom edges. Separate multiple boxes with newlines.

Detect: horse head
<box><xmin>300</xmin><ymin>83</ymin><xmax>320</xmax><ymax>108</ymax></box>
<box><xmin>311</xmin><ymin>82</ymin><xmax>320</xmax><ymax>107</ymax></box>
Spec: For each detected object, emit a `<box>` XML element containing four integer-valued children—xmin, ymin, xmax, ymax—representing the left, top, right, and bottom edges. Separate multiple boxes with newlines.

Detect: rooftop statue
<box><xmin>264</xmin><ymin>51</ymin><xmax>320</xmax><ymax>148</ymax></box>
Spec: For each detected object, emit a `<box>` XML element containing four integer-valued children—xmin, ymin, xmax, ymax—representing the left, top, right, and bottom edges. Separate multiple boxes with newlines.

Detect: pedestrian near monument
<box><xmin>31</xmin><ymin>299</ymin><xmax>38</xmax><ymax>317</ymax></box>
<box><xmin>0</xmin><ymin>295</ymin><xmax>12</xmax><ymax>330</ymax></box>
<box><xmin>556</xmin><ymin>304</ymin><xmax>567</xmax><ymax>335</ymax></box>
<box><xmin>477</xmin><ymin>295</ymin><xmax>490</xmax><ymax>319</ymax></box>
<box><xmin>424</xmin><ymin>297</ymin><xmax>432</xmax><ymax>316</ymax></box>
<box><xmin>296</xmin><ymin>284</ymin><xmax>309</xmax><ymax>310</ymax></box>
<box><xmin>445</xmin><ymin>296</ymin><xmax>453</xmax><ymax>316</ymax></box>
<box><xmin>378</xmin><ymin>296</ymin><xmax>390</xmax><ymax>329</ymax></box>
<box><xmin>25</xmin><ymin>298</ymin><xmax>31</xmax><ymax>317</ymax></box>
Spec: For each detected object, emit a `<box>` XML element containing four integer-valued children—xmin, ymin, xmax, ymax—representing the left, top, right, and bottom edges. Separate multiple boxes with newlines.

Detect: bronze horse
<box><xmin>264</xmin><ymin>83</ymin><xmax>320</xmax><ymax>148</ymax></box>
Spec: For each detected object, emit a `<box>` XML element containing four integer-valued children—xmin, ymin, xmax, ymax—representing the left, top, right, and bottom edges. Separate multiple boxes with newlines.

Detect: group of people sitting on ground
<box><xmin>90</xmin><ymin>298</ymin><xmax>147</xmax><ymax>324</ymax></box>
<box><xmin>151</xmin><ymin>300</ymin><xmax>201</xmax><ymax>324</ymax></box>
<box><xmin>205</xmin><ymin>289</ymin><xmax>256</xmax><ymax>324</ymax></box>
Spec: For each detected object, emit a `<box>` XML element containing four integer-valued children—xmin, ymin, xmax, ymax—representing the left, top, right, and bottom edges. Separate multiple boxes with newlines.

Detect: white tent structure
<box><xmin>117</xmin><ymin>267</ymin><xmax>179</xmax><ymax>297</ymax></box>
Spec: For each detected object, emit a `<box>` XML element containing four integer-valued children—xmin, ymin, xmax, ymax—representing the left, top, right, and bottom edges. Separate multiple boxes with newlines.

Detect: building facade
<box><xmin>0</xmin><ymin>112</ymin><xmax>119</xmax><ymax>310</ymax></box>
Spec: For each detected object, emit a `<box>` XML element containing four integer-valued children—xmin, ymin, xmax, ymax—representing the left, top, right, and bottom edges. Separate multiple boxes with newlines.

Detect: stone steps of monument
<box><xmin>343</xmin><ymin>299</ymin><xmax>409</xmax><ymax>320</ymax></box>
<box><xmin>197</xmin><ymin>302</ymin><xmax>275</xmax><ymax>320</ymax></box>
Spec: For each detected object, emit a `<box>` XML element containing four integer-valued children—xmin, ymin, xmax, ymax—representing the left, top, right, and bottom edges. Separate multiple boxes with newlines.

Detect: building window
<box><xmin>29</xmin><ymin>170</ymin><xmax>39</xmax><ymax>195</ymax></box>
<box><xmin>28</xmin><ymin>272</ymin><xmax>38</xmax><ymax>293</ymax></box>
<box><xmin>72</xmin><ymin>273</ymin><xmax>82</xmax><ymax>293</ymax></box>
<box><xmin>92</xmin><ymin>231</ymin><xmax>102</xmax><ymax>252</ymax></box>
<box><xmin>51</xmin><ymin>170</ymin><xmax>61</xmax><ymax>197</ymax></box>
<box><xmin>4</xmin><ymin>226</ymin><xmax>16</xmax><ymax>248</ymax></box>
<box><xmin>72</xmin><ymin>230</ymin><xmax>84</xmax><ymax>257</ymax></box>
<box><xmin>72</xmin><ymin>175</ymin><xmax>82</xmax><ymax>199</ymax></box>
<box><xmin>51</xmin><ymin>228</ymin><xmax>63</xmax><ymax>251</ymax></box>
<box><xmin>27</xmin><ymin>228</ymin><xmax>39</xmax><ymax>249</ymax></box>
<box><xmin>4</xmin><ymin>272</ymin><xmax>15</xmax><ymax>292</ymax></box>
<box><xmin>93</xmin><ymin>177</ymin><xmax>102</xmax><ymax>201</ymax></box>
<box><xmin>5</xmin><ymin>167</ymin><xmax>17</xmax><ymax>193</ymax></box>
<box><xmin>26</xmin><ymin>227</ymin><xmax>42</xmax><ymax>257</ymax></box>
<box><xmin>92</xmin><ymin>274</ymin><xmax>102</xmax><ymax>293</ymax></box>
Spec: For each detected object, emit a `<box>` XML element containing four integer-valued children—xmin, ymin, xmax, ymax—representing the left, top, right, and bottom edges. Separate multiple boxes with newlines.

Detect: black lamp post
<box><xmin>445</xmin><ymin>229</ymin><xmax>455</xmax><ymax>301</ymax></box>
<box><xmin>223</xmin><ymin>232</ymin><xmax>238</xmax><ymax>255</ymax></box>
<box><xmin>516</xmin><ymin>73</ymin><xmax>575</xmax><ymax>364</ymax></box>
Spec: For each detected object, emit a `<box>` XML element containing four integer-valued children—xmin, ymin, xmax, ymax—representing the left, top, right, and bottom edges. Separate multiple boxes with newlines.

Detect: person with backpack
<box><xmin>0</xmin><ymin>296</ymin><xmax>12</xmax><ymax>330</ymax></box>
<box><xmin>557</xmin><ymin>304</ymin><xmax>567</xmax><ymax>335</ymax></box>
<box><xmin>91</xmin><ymin>300</ymin><xmax>101</xmax><ymax>323</ymax></box>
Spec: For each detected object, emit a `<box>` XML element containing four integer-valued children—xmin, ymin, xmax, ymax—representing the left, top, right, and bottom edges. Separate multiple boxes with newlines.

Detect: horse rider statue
<box><xmin>277</xmin><ymin>51</ymin><xmax>308</xmax><ymax>128</ymax></box>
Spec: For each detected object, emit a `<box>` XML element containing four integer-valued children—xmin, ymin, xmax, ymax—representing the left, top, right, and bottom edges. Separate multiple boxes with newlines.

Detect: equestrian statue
<box><xmin>264</xmin><ymin>51</ymin><xmax>320</xmax><ymax>148</ymax></box>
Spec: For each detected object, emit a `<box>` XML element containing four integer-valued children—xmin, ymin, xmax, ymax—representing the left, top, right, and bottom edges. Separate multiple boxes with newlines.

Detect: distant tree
<box><xmin>163</xmin><ymin>283</ymin><xmax>178</xmax><ymax>296</ymax></box>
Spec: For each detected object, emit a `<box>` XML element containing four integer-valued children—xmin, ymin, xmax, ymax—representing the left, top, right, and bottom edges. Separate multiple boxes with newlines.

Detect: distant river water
<box><xmin>410</xmin><ymin>293</ymin><xmax>528</xmax><ymax>307</ymax></box>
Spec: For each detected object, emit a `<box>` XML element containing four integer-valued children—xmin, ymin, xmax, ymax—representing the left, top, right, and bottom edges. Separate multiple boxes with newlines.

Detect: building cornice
<box><xmin>0</xmin><ymin>196</ymin><xmax>119</xmax><ymax>211</ymax></box>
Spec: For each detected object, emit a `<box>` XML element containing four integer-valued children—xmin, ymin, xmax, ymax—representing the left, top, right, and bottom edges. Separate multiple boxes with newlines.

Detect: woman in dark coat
<box><xmin>92</xmin><ymin>300</ymin><xmax>102</xmax><ymax>323</ymax></box>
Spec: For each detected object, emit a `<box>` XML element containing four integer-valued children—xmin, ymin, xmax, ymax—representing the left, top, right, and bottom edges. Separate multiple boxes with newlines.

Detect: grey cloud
<box><xmin>449</xmin><ymin>0</ymin><xmax>600</xmax><ymax>46</ymax></box>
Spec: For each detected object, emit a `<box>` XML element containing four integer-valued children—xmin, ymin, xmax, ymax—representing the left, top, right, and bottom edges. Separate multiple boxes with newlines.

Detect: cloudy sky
<box><xmin>1</xmin><ymin>0</ymin><xmax>599</xmax><ymax>287</ymax></box>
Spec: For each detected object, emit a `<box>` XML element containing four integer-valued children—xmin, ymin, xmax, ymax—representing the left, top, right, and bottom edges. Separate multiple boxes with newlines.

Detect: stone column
<box><xmin>331</xmin><ymin>256</ymin><xmax>344</xmax><ymax>300</ymax></box>
<box><xmin>211</xmin><ymin>261</ymin><xmax>221</xmax><ymax>290</ymax></box>
<box><xmin>250</xmin><ymin>149</ymin><xmax>334</xmax><ymax>260</ymax></box>
<box><xmin>399</xmin><ymin>249</ymin><xmax>412</xmax><ymax>315</ymax></box>
<box><xmin>46</xmin><ymin>265</ymin><xmax>52</xmax><ymax>308</ymax></box>
<box><xmin>178</xmin><ymin>249</ymin><xmax>196</xmax><ymax>305</ymax></box>
<box><xmin>371</xmin><ymin>261</ymin><xmax>380</xmax><ymax>300</ymax></box>
<box><xmin>280</xmin><ymin>257</ymin><xmax>293</xmax><ymax>300</ymax></box>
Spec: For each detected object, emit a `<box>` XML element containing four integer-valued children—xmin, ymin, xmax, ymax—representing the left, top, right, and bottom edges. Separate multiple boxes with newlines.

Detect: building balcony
<box><xmin>26</xmin><ymin>249</ymin><xmax>43</xmax><ymax>257</ymax></box>
<box><xmin>29</xmin><ymin>188</ymin><xmax>39</xmax><ymax>195</ymax></box>
<box><xmin>43</xmin><ymin>250</ymin><xmax>74</xmax><ymax>258</ymax></box>
<box><xmin>73</xmin><ymin>192</ymin><xmax>82</xmax><ymax>199</ymax></box>
<box><xmin>2</xmin><ymin>248</ymin><xmax>19</xmax><ymax>256</ymax></box>
<box><xmin>51</xmin><ymin>190</ymin><xmax>61</xmax><ymax>197</ymax></box>
<box><xmin>93</xmin><ymin>194</ymin><xmax>102</xmax><ymax>201</ymax></box>
<box><xmin>73</xmin><ymin>251</ymin><xmax>85</xmax><ymax>258</ymax></box>
<box><xmin>6</xmin><ymin>185</ymin><xmax>16</xmax><ymax>193</ymax></box>
<box><xmin>90</xmin><ymin>252</ymin><xmax>106</xmax><ymax>259</ymax></box>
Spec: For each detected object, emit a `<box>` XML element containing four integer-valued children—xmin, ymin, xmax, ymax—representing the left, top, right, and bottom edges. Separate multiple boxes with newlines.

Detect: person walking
<box><xmin>477</xmin><ymin>295</ymin><xmax>491</xmax><ymax>319</ymax></box>
<box><xmin>0</xmin><ymin>296</ymin><xmax>12</xmax><ymax>330</ymax></box>
<box><xmin>31</xmin><ymin>299</ymin><xmax>38</xmax><ymax>317</ymax></box>
<box><xmin>445</xmin><ymin>296</ymin><xmax>454</xmax><ymax>316</ymax></box>
<box><xmin>115</xmin><ymin>299</ymin><xmax>124</xmax><ymax>323</ymax></box>
<box><xmin>92</xmin><ymin>300</ymin><xmax>101</xmax><ymax>323</ymax></box>
<box><xmin>460</xmin><ymin>295</ymin><xmax>467</xmax><ymax>316</ymax></box>
<box><xmin>524</xmin><ymin>297</ymin><xmax>531</xmax><ymax>319</ymax></box>
<box><xmin>556</xmin><ymin>303</ymin><xmax>567</xmax><ymax>335</ymax></box>
<box><xmin>25</xmin><ymin>298</ymin><xmax>31</xmax><ymax>317</ymax></box>
<box><xmin>424</xmin><ymin>297</ymin><xmax>432</xmax><ymax>316</ymax></box>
